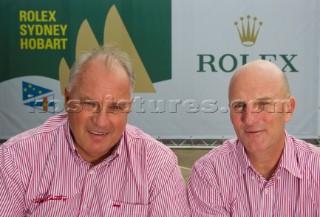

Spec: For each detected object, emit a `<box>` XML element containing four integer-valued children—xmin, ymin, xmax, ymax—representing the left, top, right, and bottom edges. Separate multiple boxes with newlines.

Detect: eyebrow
<box><xmin>78</xmin><ymin>96</ymin><xmax>95</xmax><ymax>101</ymax></box>
<box><xmin>254</xmin><ymin>97</ymin><xmax>273</xmax><ymax>101</ymax></box>
<box><xmin>229</xmin><ymin>97</ymin><xmax>273</xmax><ymax>105</ymax></box>
<box><xmin>78</xmin><ymin>96</ymin><xmax>132</xmax><ymax>103</ymax></box>
<box><xmin>232</xmin><ymin>97</ymin><xmax>273</xmax><ymax>102</ymax></box>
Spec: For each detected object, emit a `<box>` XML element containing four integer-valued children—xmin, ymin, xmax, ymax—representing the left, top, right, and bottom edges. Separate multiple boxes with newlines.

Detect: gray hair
<box><xmin>67</xmin><ymin>44</ymin><xmax>135</xmax><ymax>92</ymax></box>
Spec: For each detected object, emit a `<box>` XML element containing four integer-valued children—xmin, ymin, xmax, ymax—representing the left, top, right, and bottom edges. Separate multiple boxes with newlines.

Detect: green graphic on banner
<box><xmin>0</xmin><ymin>0</ymin><xmax>171</xmax><ymax>93</ymax></box>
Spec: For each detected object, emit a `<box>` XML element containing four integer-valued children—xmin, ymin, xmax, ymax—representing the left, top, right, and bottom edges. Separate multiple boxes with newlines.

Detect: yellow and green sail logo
<box><xmin>60</xmin><ymin>5</ymin><xmax>157</xmax><ymax>93</ymax></box>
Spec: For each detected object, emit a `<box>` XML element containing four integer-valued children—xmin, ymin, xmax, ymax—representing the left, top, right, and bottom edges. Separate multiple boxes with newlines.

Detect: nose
<box><xmin>92</xmin><ymin>110</ymin><xmax>111</xmax><ymax>127</ymax></box>
<box><xmin>241</xmin><ymin>107</ymin><xmax>258</xmax><ymax>125</ymax></box>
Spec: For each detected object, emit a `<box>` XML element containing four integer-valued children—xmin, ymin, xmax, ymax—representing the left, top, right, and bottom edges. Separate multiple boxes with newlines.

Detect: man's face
<box><xmin>65</xmin><ymin>58</ymin><xmax>132</xmax><ymax>163</ymax></box>
<box><xmin>229</xmin><ymin>66</ymin><xmax>295</xmax><ymax>155</ymax></box>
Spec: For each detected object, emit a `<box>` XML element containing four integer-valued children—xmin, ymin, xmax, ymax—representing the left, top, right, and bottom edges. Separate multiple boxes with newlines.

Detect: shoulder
<box><xmin>290</xmin><ymin>135</ymin><xmax>320</xmax><ymax>161</ymax></box>
<box><xmin>124</xmin><ymin>124</ymin><xmax>175</xmax><ymax>156</ymax></box>
<box><xmin>2</xmin><ymin>114</ymin><xmax>68</xmax><ymax>152</ymax></box>
<box><xmin>0</xmin><ymin>114</ymin><xmax>69</xmax><ymax>183</ymax></box>
<box><xmin>123</xmin><ymin>125</ymin><xmax>181</xmax><ymax>185</ymax></box>
<box><xmin>190</xmin><ymin>139</ymin><xmax>239</xmax><ymax>184</ymax></box>
<box><xmin>193</xmin><ymin>138</ymin><xmax>238</xmax><ymax>171</ymax></box>
<box><xmin>124</xmin><ymin>124</ymin><xmax>177</xmax><ymax>162</ymax></box>
<box><xmin>289</xmin><ymin>135</ymin><xmax>320</xmax><ymax>179</ymax></box>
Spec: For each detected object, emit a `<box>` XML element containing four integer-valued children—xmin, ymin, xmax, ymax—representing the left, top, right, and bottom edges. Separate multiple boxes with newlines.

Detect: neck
<box><xmin>247</xmin><ymin>142</ymin><xmax>285</xmax><ymax>180</ymax></box>
<box><xmin>248</xmin><ymin>153</ymin><xmax>281</xmax><ymax>180</ymax></box>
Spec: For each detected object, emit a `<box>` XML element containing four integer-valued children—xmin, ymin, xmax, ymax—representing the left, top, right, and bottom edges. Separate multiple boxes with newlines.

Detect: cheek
<box><xmin>265</xmin><ymin>112</ymin><xmax>284</xmax><ymax>123</ymax></box>
<box><xmin>260</xmin><ymin>114</ymin><xmax>286</xmax><ymax>132</ymax></box>
<box><xmin>68</xmin><ymin>113</ymin><xmax>88</xmax><ymax>132</ymax></box>
<box><xmin>109</xmin><ymin>114</ymin><xmax>128</xmax><ymax>129</ymax></box>
<box><xmin>230</xmin><ymin>113</ymin><xmax>241</xmax><ymax>126</ymax></box>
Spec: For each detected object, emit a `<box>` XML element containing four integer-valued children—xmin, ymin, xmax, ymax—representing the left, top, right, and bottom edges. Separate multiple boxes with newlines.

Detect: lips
<box><xmin>89</xmin><ymin>130</ymin><xmax>108</xmax><ymax>135</ymax></box>
<box><xmin>245</xmin><ymin>129</ymin><xmax>263</xmax><ymax>134</ymax></box>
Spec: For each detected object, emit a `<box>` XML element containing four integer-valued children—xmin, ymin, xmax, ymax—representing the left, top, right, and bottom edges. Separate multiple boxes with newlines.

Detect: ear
<box><xmin>64</xmin><ymin>88</ymin><xmax>70</xmax><ymax>111</ymax></box>
<box><xmin>285</xmin><ymin>96</ymin><xmax>296</xmax><ymax>122</ymax></box>
<box><xmin>127</xmin><ymin>98</ymin><xmax>134</xmax><ymax>112</ymax></box>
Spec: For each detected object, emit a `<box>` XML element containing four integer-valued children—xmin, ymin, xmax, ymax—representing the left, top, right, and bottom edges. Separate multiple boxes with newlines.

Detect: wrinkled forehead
<box><xmin>69</xmin><ymin>60</ymin><xmax>132</xmax><ymax>99</ymax></box>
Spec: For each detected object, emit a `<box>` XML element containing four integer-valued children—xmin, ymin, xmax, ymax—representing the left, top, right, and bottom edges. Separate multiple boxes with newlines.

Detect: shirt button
<box><xmin>264</xmin><ymin>189</ymin><xmax>268</xmax><ymax>194</ymax></box>
<box><xmin>89</xmin><ymin>170</ymin><xmax>95</xmax><ymax>175</ymax></box>
<box><xmin>83</xmin><ymin>204</ymin><xmax>87</xmax><ymax>209</ymax></box>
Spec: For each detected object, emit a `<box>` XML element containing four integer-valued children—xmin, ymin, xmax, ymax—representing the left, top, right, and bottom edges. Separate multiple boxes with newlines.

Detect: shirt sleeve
<box><xmin>187</xmin><ymin>162</ymin><xmax>230</xmax><ymax>217</ymax></box>
<box><xmin>148</xmin><ymin>156</ymin><xmax>191</xmax><ymax>217</ymax></box>
<box><xmin>0</xmin><ymin>145</ymin><xmax>25</xmax><ymax>216</ymax></box>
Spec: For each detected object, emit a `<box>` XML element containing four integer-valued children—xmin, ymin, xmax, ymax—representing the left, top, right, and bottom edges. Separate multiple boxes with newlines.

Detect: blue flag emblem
<box><xmin>22</xmin><ymin>81</ymin><xmax>56</xmax><ymax>113</ymax></box>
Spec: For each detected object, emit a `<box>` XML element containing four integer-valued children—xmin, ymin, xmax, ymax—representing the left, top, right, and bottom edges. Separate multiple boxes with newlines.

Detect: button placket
<box><xmin>79</xmin><ymin>168</ymin><xmax>97</xmax><ymax>216</ymax></box>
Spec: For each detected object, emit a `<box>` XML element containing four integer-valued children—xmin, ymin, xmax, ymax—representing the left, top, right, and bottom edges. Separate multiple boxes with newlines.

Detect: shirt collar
<box><xmin>277</xmin><ymin>131</ymin><xmax>302</xmax><ymax>179</ymax></box>
<box><xmin>235</xmin><ymin>131</ymin><xmax>302</xmax><ymax>179</ymax></box>
<box><xmin>64</xmin><ymin>119</ymin><xmax>77</xmax><ymax>153</ymax></box>
<box><xmin>235</xmin><ymin>139</ymin><xmax>251</xmax><ymax>177</ymax></box>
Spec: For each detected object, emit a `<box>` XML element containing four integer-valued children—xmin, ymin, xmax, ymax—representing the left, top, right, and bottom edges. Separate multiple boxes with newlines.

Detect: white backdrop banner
<box><xmin>1</xmin><ymin>0</ymin><xmax>319</xmax><ymax>139</ymax></box>
<box><xmin>129</xmin><ymin>0</ymin><xmax>320</xmax><ymax>139</ymax></box>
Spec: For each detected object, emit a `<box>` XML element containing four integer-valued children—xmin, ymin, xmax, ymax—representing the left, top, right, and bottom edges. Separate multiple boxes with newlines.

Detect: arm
<box><xmin>0</xmin><ymin>146</ymin><xmax>25</xmax><ymax>216</ymax></box>
<box><xmin>148</xmin><ymin>158</ymin><xmax>190</xmax><ymax>217</ymax></box>
<box><xmin>187</xmin><ymin>164</ymin><xmax>230</xmax><ymax>217</ymax></box>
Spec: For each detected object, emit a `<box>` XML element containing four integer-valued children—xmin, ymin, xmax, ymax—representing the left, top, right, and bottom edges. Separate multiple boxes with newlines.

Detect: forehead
<box><xmin>229</xmin><ymin>65</ymin><xmax>285</xmax><ymax>101</ymax></box>
<box><xmin>71</xmin><ymin>58</ymin><xmax>131</xmax><ymax>99</ymax></box>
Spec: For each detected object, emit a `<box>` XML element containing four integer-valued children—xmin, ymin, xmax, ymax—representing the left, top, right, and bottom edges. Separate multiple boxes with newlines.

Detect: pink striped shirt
<box><xmin>188</xmin><ymin>134</ymin><xmax>320</xmax><ymax>216</ymax></box>
<box><xmin>0</xmin><ymin>113</ymin><xmax>190</xmax><ymax>216</ymax></box>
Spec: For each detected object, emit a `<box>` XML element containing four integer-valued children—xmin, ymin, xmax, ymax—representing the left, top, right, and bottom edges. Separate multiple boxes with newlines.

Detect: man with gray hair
<box><xmin>0</xmin><ymin>45</ymin><xmax>190</xmax><ymax>216</ymax></box>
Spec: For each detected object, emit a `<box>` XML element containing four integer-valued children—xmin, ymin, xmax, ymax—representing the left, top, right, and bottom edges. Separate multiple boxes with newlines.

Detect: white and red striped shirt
<box><xmin>188</xmin><ymin>133</ymin><xmax>320</xmax><ymax>216</ymax></box>
<box><xmin>0</xmin><ymin>113</ymin><xmax>190</xmax><ymax>216</ymax></box>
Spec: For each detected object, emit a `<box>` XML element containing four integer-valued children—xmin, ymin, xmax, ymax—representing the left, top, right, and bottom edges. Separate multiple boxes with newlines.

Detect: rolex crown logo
<box><xmin>234</xmin><ymin>15</ymin><xmax>263</xmax><ymax>46</ymax></box>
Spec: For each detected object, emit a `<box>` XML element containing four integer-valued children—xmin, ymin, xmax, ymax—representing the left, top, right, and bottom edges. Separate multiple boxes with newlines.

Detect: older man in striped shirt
<box><xmin>188</xmin><ymin>60</ymin><xmax>320</xmax><ymax>216</ymax></box>
<box><xmin>0</xmin><ymin>45</ymin><xmax>190</xmax><ymax>216</ymax></box>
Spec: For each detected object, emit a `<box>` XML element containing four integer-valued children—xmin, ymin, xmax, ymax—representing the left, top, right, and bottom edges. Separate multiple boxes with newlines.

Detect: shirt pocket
<box><xmin>107</xmin><ymin>201</ymin><xmax>148</xmax><ymax>217</ymax></box>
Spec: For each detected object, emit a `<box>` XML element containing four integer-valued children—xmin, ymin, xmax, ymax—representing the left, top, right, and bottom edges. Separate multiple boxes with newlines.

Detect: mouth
<box><xmin>89</xmin><ymin>130</ymin><xmax>109</xmax><ymax>136</ymax></box>
<box><xmin>245</xmin><ymin>129</ymin><xmax>263</xmax><ymax>134</ymax></box>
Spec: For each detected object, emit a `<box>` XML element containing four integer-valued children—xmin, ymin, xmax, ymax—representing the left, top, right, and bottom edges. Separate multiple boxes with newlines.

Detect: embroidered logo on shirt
<box><xmin>113</xmin><ymin>204</ymin><xmax>121</xmax><ymax>208</ymax></box>
<box><xmin>33</xmin><ymin>195</ymin><xmax>67</xmax><ymax>204</ymax></box>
